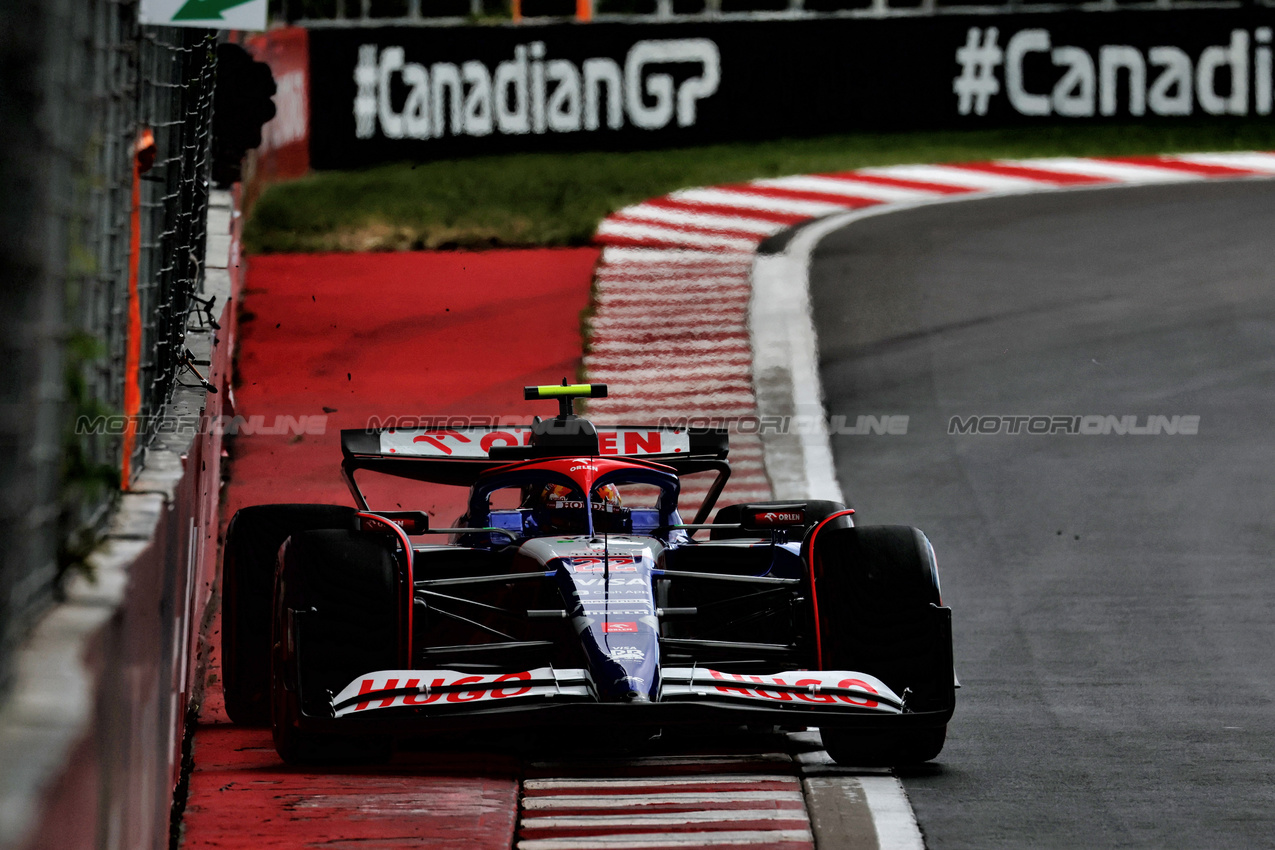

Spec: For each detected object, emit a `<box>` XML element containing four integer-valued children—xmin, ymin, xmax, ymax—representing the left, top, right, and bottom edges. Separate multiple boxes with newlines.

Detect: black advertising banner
<box><xmin>308</xmin><ymin>10</ymin><xmax>1274</xmax><ymax>168</ymax></box>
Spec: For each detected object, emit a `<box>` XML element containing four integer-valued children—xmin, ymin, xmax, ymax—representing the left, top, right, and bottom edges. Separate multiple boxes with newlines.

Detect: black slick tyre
<box><xmin>812</xmin><ymin>525</ymin><xmax>952</xmax><ymax>767</ymax></box>
<box><xmin>221</xmin><ymin>503</ymin><xmax>356</xmax><ymax>724</ymax></box>
<box><xmin>819</xmin><ymin>726</ymin><xmax>946</xmax><ymax>768</ymax></box>
<box><xmin>270</xmin><ymin>529</ymin><xmax>396</xmax><ymax>764</ymax></box>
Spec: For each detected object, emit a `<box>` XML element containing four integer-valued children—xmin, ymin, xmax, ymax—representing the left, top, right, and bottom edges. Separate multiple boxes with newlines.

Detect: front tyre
<box><xmin>222</xmin><ymin>503</ymin><xmax>355</xmax><ymax>724</ymax></box>
<box><xmin>270</xmin><ymin>529</ymin><xmax>397</xmax><ymax>764</ymax></box>
<box><xmin>812</xmin><ymin>525</ymin><xmax>953</xmax><ymax>767</ymax></box>
<box><xmin>820</xmin><ymin>726</ymin><xmax>947</xmax><ymax>768</ymax></box>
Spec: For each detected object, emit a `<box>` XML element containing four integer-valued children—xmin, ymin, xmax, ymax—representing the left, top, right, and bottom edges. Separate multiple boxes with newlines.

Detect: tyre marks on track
<box><xmin>517</xmin><ymin>756</ymin><xmax>813</xmax><ymax>850</ymax></box>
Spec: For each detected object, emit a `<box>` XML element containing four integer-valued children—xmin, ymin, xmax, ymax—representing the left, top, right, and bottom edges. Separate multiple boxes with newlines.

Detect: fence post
<box><xmin>120</xmin><ymin>129</ymin><xmax>152</xmax><ymax>490</ymax></box>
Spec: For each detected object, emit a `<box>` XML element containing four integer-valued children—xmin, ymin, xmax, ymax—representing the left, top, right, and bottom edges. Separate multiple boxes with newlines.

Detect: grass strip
<box><xmin>245</xmin><ymin>121</ymin><xmax>1275</xmax><ymax>254</ymax></box>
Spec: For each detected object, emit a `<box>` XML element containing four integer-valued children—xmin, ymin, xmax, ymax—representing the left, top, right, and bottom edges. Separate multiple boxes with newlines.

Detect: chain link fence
<box><xmin>0</xmin><ymin>0</ymin><xmax>217</xmax><ymax>699</ymax></box>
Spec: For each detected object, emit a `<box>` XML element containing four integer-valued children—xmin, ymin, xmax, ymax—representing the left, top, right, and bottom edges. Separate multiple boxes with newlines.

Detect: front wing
<box><xmin>293</xmin><ymin>667</ymin><xmax>951</xmax><ymax>735</ymax></box>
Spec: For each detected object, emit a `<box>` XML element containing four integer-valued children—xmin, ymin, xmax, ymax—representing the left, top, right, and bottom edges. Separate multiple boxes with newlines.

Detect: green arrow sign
<box><xmin>172</xmin><ymin>0</ymin><xmax>256</xmax><ymax>20</ymax></box>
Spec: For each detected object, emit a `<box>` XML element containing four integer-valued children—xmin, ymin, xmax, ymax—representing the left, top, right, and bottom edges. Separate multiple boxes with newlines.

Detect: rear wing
<box><xmin>341</xmin><ymin>425</ymin><xmax>730</xmax><ymax>498</ymax></box>
<box><xmin>342</xmin><ymin>424</ymin><xmax>727</xmax><ymax>462</ymax></box>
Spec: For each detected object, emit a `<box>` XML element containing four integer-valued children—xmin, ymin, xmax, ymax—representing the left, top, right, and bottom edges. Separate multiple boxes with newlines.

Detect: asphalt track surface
<box><xmin>809</xmin><ymin>178</ymin><xmax>1275</xmax><ymax>848</ymax></box>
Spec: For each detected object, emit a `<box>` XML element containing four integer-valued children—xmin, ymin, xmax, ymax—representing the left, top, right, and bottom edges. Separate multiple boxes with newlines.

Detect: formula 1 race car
<box><xmin>221</xmin><ymin>384</ymin><xmax>955</xmax><ymax>766</ymax></box>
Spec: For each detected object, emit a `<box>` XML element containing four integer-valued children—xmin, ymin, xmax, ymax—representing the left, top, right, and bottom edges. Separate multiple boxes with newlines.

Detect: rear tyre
<box><xmin>222</xmin><ymin>504</ymin><xmax>355</xmax><ymax>724</ymax></box>
<box><xmin>271</xmin><ymin>529</ymin><xmax>397</xmax><ymax>764</ymax></box>
<box><xmin>813</xmin><ymin>525</ymin><xmax>952</xmax><ymax>767</ymax></box>
<box><xmin>710</xmin><ymin>499</ymin><xmax>850</xmax><ymax>541</ymax></box>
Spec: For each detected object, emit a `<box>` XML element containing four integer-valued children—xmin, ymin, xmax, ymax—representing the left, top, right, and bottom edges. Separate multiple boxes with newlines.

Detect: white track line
<box><xmin>598</xmin><ymin>260</ymin><xmax>754</xmax><ymax>270</ymax></box>
<box><xmin>527</xmin><ymin>754</ymin><xmax>795</xmax><ymax>769</ymax></box>
<box><xmin>520</xmin><ymin>811</ymin><xmax>810</xmax><ymax>828</ymax></box>
<box><xmin>750</xmin><ymin>247</ymin><xmax>841</xmax><ymax>503</ymax></box>
<box><xmin>522</xmin><ymin>792</ymin><xmax>806</xmax><ymax>810</ymax></box>
<box><xmin>860</xmin><ymin>776</ymin><xmax>925</xmax><ymax>850</ymax></box>
<box><xmin>517</xmin><ymin>831</ymin><xmax>813</xmax><ymax>849</ymax></box>
<box><xmin>525</xmin><ymin>775</ymin><xmax>799</xmax><ymax>790</ymax></box>
<box><xmin>598</xmin><ymin>262</ymin><xmax>752</xmax><ymax>273</ymax></box>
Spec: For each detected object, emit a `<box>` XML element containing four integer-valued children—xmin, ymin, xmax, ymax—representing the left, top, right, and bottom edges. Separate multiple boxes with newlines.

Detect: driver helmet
<box><xmin>537</xmin><ymin>483</ymin><xmax>621</xmax><ymax>508</ymax></box>
<box><xmin>593</xmin><ymin>483</ymin><xmax>622</xmax><ymax>508</ymax></box>
<box><xmin>531</xmin><ymin>483</ymin><xmax>584</xmax><ymax>533</ymax></box>
<box><xmin>539</xmin><ymin>483</ymin><xmax>579</xmax><ymax>504</ymax></box>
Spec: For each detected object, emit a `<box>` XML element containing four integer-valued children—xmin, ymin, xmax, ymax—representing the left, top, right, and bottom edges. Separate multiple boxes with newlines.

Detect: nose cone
<box><xmin>589</xmin><ymin>641</ymin><xmax>659</xmax><ymax>702</ymax></box>
<box><xmin>548</xmin><ymin>539</ymin><xmax>664</xmax><ymax>702</ymax></box>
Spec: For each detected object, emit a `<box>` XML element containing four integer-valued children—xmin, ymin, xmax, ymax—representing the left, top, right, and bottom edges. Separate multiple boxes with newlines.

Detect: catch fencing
<box><xmin>0</xmin><ymin>0</ymin><xmax>216</xmax><ymax>699</ymax></box>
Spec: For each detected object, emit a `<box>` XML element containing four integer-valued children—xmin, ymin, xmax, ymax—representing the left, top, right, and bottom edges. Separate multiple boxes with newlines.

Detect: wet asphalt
<box><xmin>808</xmin><ymin>179</ymin><xmax>1275</xmax><ymax>849</ymax></box>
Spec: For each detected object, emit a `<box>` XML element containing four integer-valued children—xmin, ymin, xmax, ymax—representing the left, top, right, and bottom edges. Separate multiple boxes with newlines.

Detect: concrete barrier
<box><xmin>0</xmin><ymin>190</ymin><xmax>241</xmax><ymax>850</ymax></box>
